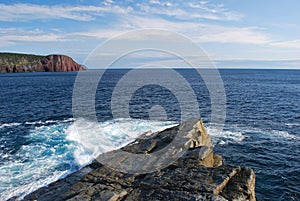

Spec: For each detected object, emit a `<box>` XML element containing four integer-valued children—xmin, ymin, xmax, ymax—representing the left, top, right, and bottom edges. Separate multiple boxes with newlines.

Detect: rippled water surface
<box><xmin>0</xmin><ymin>69</ymin><xmax>299</xmax><ymax>200</ymax></box>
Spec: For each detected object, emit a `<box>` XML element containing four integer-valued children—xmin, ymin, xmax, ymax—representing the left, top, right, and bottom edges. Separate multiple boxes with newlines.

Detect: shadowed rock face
<box><xmin>0</xmin><ymin>53</ymin><xmax>86</xmax><ymax>73</ymax></box>
<box><xmin>21</xmin><ymin>119</ymin><xmax>256</xmax><ymax>201</ymax></box>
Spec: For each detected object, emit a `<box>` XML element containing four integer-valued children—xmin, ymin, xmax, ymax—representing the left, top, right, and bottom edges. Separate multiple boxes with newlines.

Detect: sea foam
<box><xmin>0</xmin><ymin>118</ymin><xmax>176</xmax><ymax>200</ymax></box>
<box><xmin>0</xmin><ymin>122</ymin><xmax>22</xmax><ymax>129</ymax></box>
<box><xmin>66</xmin><ymin>118</ymin><xmax>177</xmax><ymax>166</ymax></box>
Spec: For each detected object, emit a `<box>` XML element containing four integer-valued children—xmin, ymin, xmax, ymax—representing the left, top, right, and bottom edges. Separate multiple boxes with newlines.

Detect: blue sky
<box><xmin>0</xmin><ymin>0</ymin><xmax>300</xmax><ymax>68</ymax></box>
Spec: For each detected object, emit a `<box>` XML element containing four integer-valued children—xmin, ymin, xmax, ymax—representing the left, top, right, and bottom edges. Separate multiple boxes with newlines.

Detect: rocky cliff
<box><xmin>0</xmin><ymin>53</ymin><xmax>86</xmax><ymax>73</ymax></box>
<box><xmin>21</xmin><ymin>119</ymin><xmax>256</xmax><ymax>201</ymax></box>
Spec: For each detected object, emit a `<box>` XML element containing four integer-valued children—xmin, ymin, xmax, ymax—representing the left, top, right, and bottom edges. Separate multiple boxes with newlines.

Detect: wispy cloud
<box><xmin>0</xmin><ymin>3</ymin><xmax>132</xmax><ymax>22</ymax></box>
<box><xmin>149</xmin><ymin>0</ymin><xmax>172</xmax><ymax>6</ymax></box>
<box><xmin>0</xmin><ymin>1</ymin><xmax>242</xmax><ymax>22</ymax></box>
<box><xmin>1</xmin><ymin>1</ymin><xmax>297</xmax><ymax>68</ymax></box>
<box><xmin>0</xmin><ymin>2</ymin><xmax>250</xmax><ymax>45</ymax></box>
<box><xmin>136</xmin><ymin>1</ymin><xmax>242</xmax><ymax>21</ymax></box>
<box><xmin>187</xmin><ymin>1</ymin><xmax>242</xmax><ymax>21</ymax></box>
<box><xmin>114</xmin><ymin>15</ymin><xmax>270</xmax><ymax>44</ymax></box>
<box><xmin>271</xmin><ymin>40</ymin><xmax>300</xmax><ymax>48</ymax></box>
<box><xmin>0</xmin><ymin>15</ymin><xmax>270</xmax><ymax>46</ymax></box>
<box><xmin>194</xmin><ymin>27</ymin><xmax>270</xmax><ymax>44</ymax></box>
<box><xmin>0</xmin><ymin>28</ymin><xmax>67</xmax><ymax>47</ymax></box>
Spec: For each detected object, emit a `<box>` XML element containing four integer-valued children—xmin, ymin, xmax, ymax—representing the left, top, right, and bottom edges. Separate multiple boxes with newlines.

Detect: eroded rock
<box><xmin>22</xmin><ymin>119</ymin><xmax>256</xmax><ymax>201</ymax></box>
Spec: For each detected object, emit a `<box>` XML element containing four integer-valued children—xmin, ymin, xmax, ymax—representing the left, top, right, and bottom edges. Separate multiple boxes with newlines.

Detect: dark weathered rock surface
<box><xmin>0</xmin><ymin>53</ymin><xmax>86</xmax><ymax>73</ymax></box>
<box><xmin>21</xmin><ymin>119</ymin><xmax>256</xmax><ymax>201</ymax></box>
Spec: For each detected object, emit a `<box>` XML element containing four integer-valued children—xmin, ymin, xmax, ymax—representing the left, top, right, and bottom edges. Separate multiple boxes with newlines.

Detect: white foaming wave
<box><xmin>286</xmin><ymin>122</ymin><xmax>300</xmax><ymax>127</ymax></box>
<box><xmin>0</xmin><ymin>118</ymin><xmax>75</xmax><ymax>129</ymax></box>
<box><xmin>0</xmin><ymin>122</ymin><xmax>77</xmax><ymax>201</ymax></box>
<box><xmin>25</xmin><ymin>118</ymin><xmax>75</xmax><ymax>125</ymax></box>
<box><xmin>0</xmin><ymin>122</ymin><xmax>21</xmax><ymax>129</ymax></box>
<box><xmin>0</xmin><ymin>118</ymin><xmax>177</xmax><ymax>200</ymax></box>
<box><xmin>66</xmin><ymin>118</ymin><xmax>177</xmax><ymax>166</ymax></box>
<box><xmin>0</xmin><ymin>163</ymin><xmax>68</xmax><ymax>201</ymax></box>
<box><xmin>241</xmin><ymin>127</ymin><xmax>299</xmax><ymax>140</ymax></box>
<box><xmin>206</xmin><ymin>126</ymin><xmax>245</xmax><ymax>146</ymax></box>
<box><xmin>268</xmin><ymin>130</ymin><xmax>299</xmax><ymax>140</ymax></box>
<box><xmin>206</xmin><ymin>124</ymin><xmax>299</xmax><ymax>146</ymax></box>
<box><xmin>24</xmin><ymin>120</ymin><xmax>44</xmax><ymax>125</ymax></box>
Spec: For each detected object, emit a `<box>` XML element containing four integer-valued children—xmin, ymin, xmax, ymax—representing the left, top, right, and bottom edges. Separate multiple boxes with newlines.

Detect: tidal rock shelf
<box><xmin>21</xmin><ymin>119</ymin><xmax>256</xmax><ymax>201</ymax></box>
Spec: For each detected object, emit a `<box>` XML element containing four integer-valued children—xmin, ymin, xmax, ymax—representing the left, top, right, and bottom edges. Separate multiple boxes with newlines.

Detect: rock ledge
<box><xmin>21</xmin><ymin>119</ymin><xmax>256</xmax><ymax>201</ymax></box>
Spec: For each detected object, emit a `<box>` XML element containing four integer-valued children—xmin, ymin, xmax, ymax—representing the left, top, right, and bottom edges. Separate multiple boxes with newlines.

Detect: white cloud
<box><xmin>113</xmin><ymin>15</ymin><xmax>270</xmax><ymax>44</ymax></box>
<box><xmin>4</xmin><ymin>34</ymin><xmax>64</xmax><ymax>42</ymax></box>
<box><xmin>137</xmin><ymin>1</ymin><xmax>242</xmax><ymax>21</ymax></box>
<box><xmin>0</xmin><ymin>1</ymin><xmax>242</xmax><ymax>22</ymax></box>
<box><xmin>0</xmin><ymin>28</ymin><xmax>69</xmax><ymax>47</ymax></box>
<box><xmin>2</xmin><ymin>1</ymin><xmax>291</xmax><ymax>65</ymax></box>
<box><xmin>0</xmin><ymin>3</ymin><xmax>268</xmax><ymax>47</ymax></box>
<box><xmin>194</xmin><ymin>27</ymin><xmax>270</xmax><ymax>44</ymax></box>
<box><xmin>71</xmin><ymin>29</ymin><xmax>130</xmax><ymax>40</ymax></box>
<box><xmin>187</xmin><ymin>1</ymin><xmax>242</xmax><ymax>21</ymax></box>
<box><xmin>271</xmin><ymin>40</ymin><xmax>300</xmax><ymax>48</ymax></box>
<box><xmin>48</xmin><ymin>13</ymin><xmax>270</xmax><ymax>46</ymax></box>
<box><xmin>150</xmin><ymin>0</ymin><xmax>161</xmax><ymax>4</ymax></box>
<box><xmin>0</xmin><ymin>3</ymin><xmax>132</xmax><ymax>22</ymax></box>
<box><xmin>149</xmin><ymin>0</ymin><xmax>172</xmax><ymax>7</ymax></box>
<box><xmin>103</xmin><ymin>0</ymin><xmax>114</xmax><ymax>6</ymax></box>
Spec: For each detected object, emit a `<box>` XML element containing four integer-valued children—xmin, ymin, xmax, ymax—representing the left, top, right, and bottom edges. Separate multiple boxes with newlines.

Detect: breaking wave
<box><xmin>0</xmin><ymin>118</ymin><xmax>176</xmax><ymax>200</ymax></box>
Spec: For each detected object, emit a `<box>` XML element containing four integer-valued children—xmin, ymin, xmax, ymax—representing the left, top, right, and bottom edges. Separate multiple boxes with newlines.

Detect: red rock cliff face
<box><xmin>39</xmin><ymin>55</ymin><xmax>86</xmax><ymax>72</ymax></box>
<box><xmin>0</xmin><ymin>54</ymin><xmax>86</xmax><ymax>73</ymax></box>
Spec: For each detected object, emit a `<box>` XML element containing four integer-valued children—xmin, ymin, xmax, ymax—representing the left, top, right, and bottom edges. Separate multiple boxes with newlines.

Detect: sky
<box><xmin>0</xmin><ymin>0</ymin><xmax>300</xmax><ymax>69</ymax></box>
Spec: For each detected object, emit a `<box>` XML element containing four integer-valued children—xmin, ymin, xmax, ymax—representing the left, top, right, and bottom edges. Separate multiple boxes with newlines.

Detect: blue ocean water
<box><xmin>0</xmin><ymin>69</ymin><xmax>299</xmax><ymax>200</ymax></box>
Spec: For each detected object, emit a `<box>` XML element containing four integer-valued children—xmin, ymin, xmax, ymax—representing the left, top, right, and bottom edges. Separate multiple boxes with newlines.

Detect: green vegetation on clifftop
<box><xmin>0</xmin><ymin>53</ymin><xmax>44</xmax><ymax>67</ymax></box>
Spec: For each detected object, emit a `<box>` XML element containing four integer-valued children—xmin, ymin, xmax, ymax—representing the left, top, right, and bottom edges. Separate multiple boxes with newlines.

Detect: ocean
<box><xmin>0</xmin><ymin>69</ymin><xmax>299</xmax><ymax>200</ymax></box>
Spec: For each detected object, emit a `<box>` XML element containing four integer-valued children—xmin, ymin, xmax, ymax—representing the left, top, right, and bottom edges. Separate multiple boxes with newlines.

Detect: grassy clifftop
<box><xmin>0</xmin><ymin>52</ymin><xmax>44</xmax><ymax>66</ymax></box>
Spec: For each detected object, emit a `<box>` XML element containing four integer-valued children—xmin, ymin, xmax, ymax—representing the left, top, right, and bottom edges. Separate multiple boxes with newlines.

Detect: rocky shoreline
<box><xmin>18</xmin><ymin>119</ymin><xmax>256</xmax><ymax>201</ymax></box>
<box><xmin>0</xmin><ymin>53</ymin><xmax>86</xmax><ymax>73</ymax></box>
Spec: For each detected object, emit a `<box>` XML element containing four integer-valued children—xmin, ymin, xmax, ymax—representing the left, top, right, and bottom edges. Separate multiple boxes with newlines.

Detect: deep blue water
<box><xmin>0</xmin><ymin>69</ymin><xmax>299</xmax><ymax>200</ymax></box>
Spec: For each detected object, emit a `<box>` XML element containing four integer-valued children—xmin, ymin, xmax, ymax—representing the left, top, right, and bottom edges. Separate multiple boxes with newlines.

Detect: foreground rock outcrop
<box><xmin>21</xmin><ymin>119</ymin><xmax>256</xmax><ymax>201</ymax></box>
<box><xmin>0</xmin><ymin>53</ymin><xmax>86</xmax><ymax>73</ymax></box>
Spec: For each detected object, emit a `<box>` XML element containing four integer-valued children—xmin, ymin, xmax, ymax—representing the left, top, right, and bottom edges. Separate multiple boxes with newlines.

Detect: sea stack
<box><xmin>23</xmin><ymin>119</ymin><xmax>256</xmax><ymax>201</ymax></box>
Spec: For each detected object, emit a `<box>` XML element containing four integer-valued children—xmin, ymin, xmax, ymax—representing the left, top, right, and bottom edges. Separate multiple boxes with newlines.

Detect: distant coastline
<box><xmin>0</xmin><ymin>52</ymin><xmax>86</xmax><ymax>73</ymax></box>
